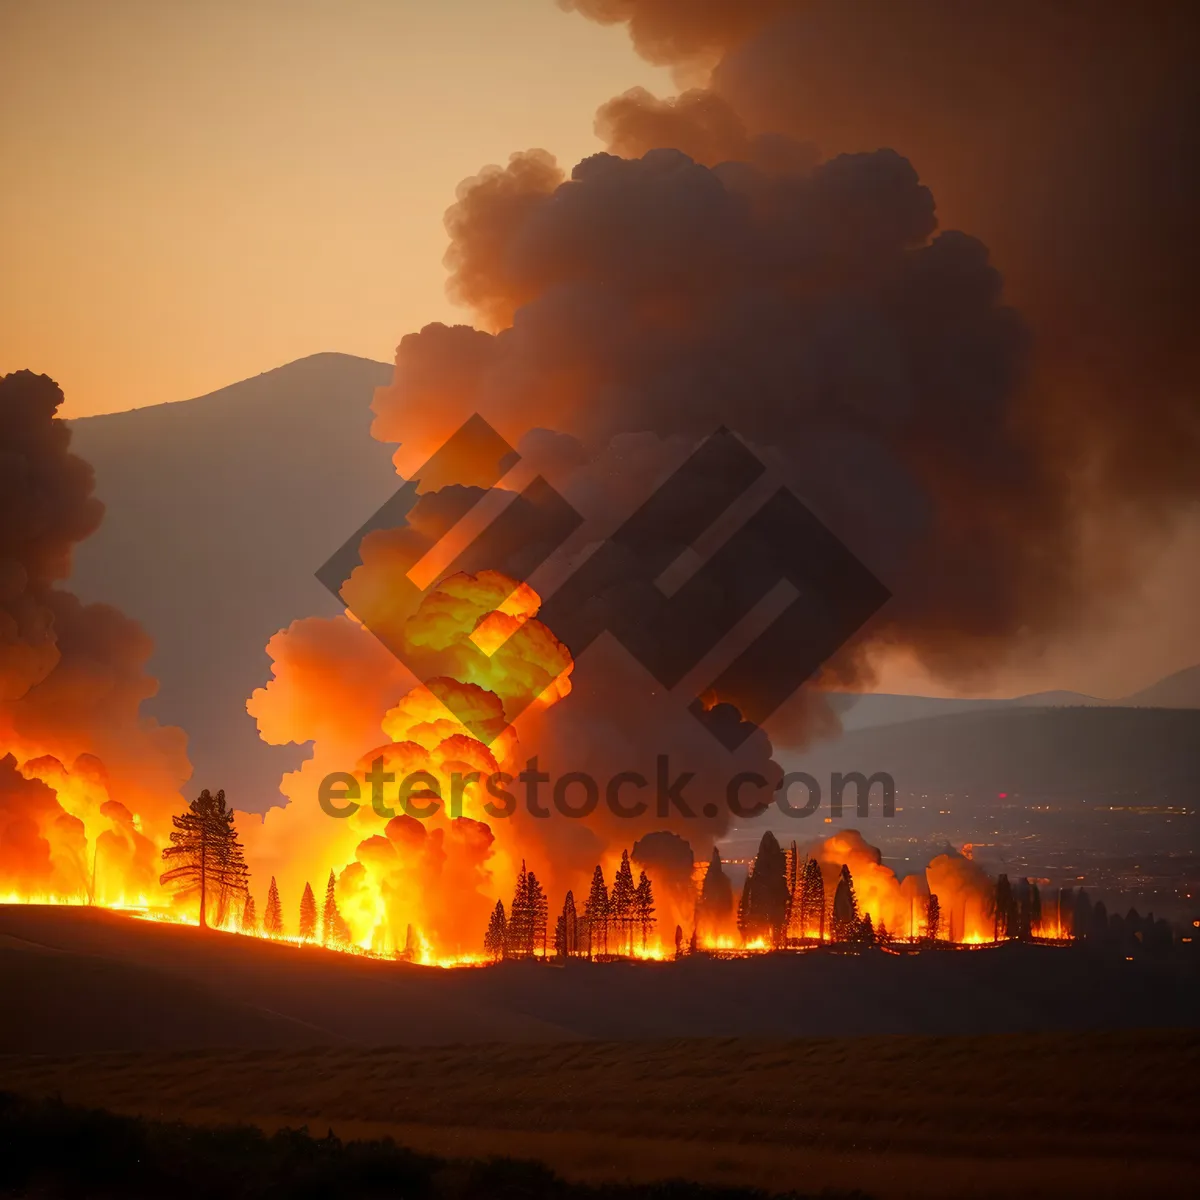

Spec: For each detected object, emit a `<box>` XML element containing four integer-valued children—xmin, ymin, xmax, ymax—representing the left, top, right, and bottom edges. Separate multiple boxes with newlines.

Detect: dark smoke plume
<box><xmin>568</xmin><ymin>0</ymin><xmax>1200</xmax><ymax>529</ymax></box>
<box><xmin>0</xmin><ymin>370</ymin><xmax>189</xmax><ymax>897</ymax></box>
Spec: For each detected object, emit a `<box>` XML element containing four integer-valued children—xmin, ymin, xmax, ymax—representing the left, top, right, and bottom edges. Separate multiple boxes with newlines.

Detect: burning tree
<box><xmin>159</xmin><ymin>788</ymin><xmax>249</xmax><ymax>928</ymax></box>
<box><xmin>298</xmin><ymin>881</ymin><xmax>317</xmax><ymax>940</ymax></box>
<box><xmin>505</xmin><ymin>862</ymin><xmax>548</xmax><ymax>958</ymax></box>
<box><xmin>611</xmin><ymin>851</ymin><xmax>636</xmax><ymax>955</ymax></box>
<box><xmin>583</xmin><ymin>865</ymin><xmax>609</xmax><ymax>958</ymax></box>
<box><xmin>831</xmin><ymin>864</ymin><xmax>859</xmax><ymax>942</ymax></box>
<box><xmin>634</xmin><ymin>870</ymin><xmax>656</xmax><ymax>951</ymax></box>
<box><xmin>925</xmin><ymin>893</ymin><xmax>942</xmax><ymax>942</ymax></box>
<box><xmin>263</xmin><ymin>876</ymin><xmax>283</xmax><ymax>936</ymax></box>
<box><xmin>858</xmin><ymin>912</ymin><xmax>876</xmax><ymax>945</ymax></box>
<box><xmin>994</xmin><ymin>873</ymin><xmax>1015</xmax><ymax>940</ymax></box>
<box><xmin>530</xmin><ymin>870</ymin><xmax>549</xmax><ymax>956</ymax></box>
<box><xmin>798</xmin><ymin>858</ymin><xmax>826</xmax><ymax>942</ymax></box>
<box><xmin>554</xmin><ymin>890</ymin><xmax>578</xmax><ymax>959</ymax></box>
<box><xmin>741</xmin><ymin>831</ymin><xmax>790</xmax><ymax>946</ymax></box>
<box><xmin>240</xmin><ymin>893</ymin><xmax>257</xmax><ymax>933</ymax></box>
<box><xmin>484</xmin><ymin>900</ymin><xmax>506</xmax><ymax>961</ymax></box>
<box><xmin>322</xmin><ymin>869</ymin><xmax>351</xmax><ymax>948</ymax></box>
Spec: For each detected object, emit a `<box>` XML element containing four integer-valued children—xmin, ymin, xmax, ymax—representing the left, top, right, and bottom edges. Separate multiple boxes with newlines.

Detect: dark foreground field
<box><xmin>2</xmin><ymin>907</ymin><xmax>1198</xmax><ymax>1198</ymax></box>
<box><xmin>2</xmin><ymin>1031</ymin><xmax>1196</xmax><ymax>1198</ymax></box>
<box><xmin>2</xmin><ymin>905</ymin><xmax>1198</xmax><ymax>1050</ymax></box>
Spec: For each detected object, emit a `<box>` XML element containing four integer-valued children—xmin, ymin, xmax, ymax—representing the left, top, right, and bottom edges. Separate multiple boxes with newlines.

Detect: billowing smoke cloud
<box><xmin>246</xmin><ymin>3</ymin><xmax>1197</xmax><ymax>956</ymax></box>
<box><xmin>569</xmin><ymin>0</ymin><xmax>1200</xmax><ymax>551</ymax></box>
<box><xmin>0</xmin><ymin>370</ymin><xmax>189</xmax><ymax>901</ymax></box>
<box><xmin>376</xmin><ymin>143</ymin><xmax>1077</xmax><ymax>690</ymax></box>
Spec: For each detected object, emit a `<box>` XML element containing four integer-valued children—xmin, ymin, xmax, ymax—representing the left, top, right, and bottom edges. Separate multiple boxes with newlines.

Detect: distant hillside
<box><xmin>69</xmin><ymin>353</ymin><xmax>398</xmax><ymax>807</ymax></box>
<box><xmin>1122</xmin><ymin>664</ymin><xmax>1200</xmax><ymax>709</ymax></box>
<box><xmin>791</xmin><ymin>705</ymin><xmax>1200</xmax><ymax>802</ymax></box>
<box><xmin>829</xmin><ymin>666</ymin><xmax>1199</xmax><ymax>734</ymax></box>
<box><xmin>62</xmin><ymin>352</ymin><xmax>1198</xmax><ymax>810</ymax></box>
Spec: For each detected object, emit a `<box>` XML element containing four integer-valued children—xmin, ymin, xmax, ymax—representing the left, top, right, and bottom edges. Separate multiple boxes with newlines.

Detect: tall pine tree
<box><xmin>799</xmin><ymin>858</ymin><xmax>826</xmax><ymax>942</ymax></box>
<box><xmin>994</xmin><ymin>874</ymin><xmax>1015</xmax><ymax>940</ymax></box>
<box><xmin>742</xmin><ymin>831</ymin><xmax>790</xmax><ymax>945</ymax></box>
<box><xmin>634</xmin><ymin>870</ymin><xmax>656</xmax><ymax>951</ymax></box>
<box><xmin>557</xmin><ymin>890</ymin><xmax>578</xmax><ymax>958</ymax></box>
<box><xmin>263</xmin><ymin>876</ymin><xmax>283</xmax><ymax>936</ymax></box>
<box><xmin>583</xmin><ymin>865</ymin><xmax>609</xmax><ymax>958</ymax></box>
<box><xmin>611</xmin><ymin>850</ymin><xmax>636</xmax><ymax>955</ymax></box>
<box><xmin>240</xmin><ymin>893</ymin><xmax>257</xmax><ymax>934</ymax></box>
<box><xmin>831</xmin><ymin>864</ymin><xmax>859</xmax><ymax>942</ymax></box>
<box><xmin>322</xmin><ymin>869</ymin><xmax>351</xmax><ymax>948</ymax></box>
<box><xmin>484</xmin><ymin>900</ymin><xmax>506</xmax><ymax>961</ymax></box>
<box><xmin>528</xmin><ymin>870</ymin><xmax>549</xmax><ymax>957</ymax></box>
<box><xmin>506</xmin><ymin>862</ymin><xmax>533</xmax><ymax>958</ymax></box>
<box><xmin>298</xmin><ymin>881</ymin><xmax>318</xmax><ymax>940</ymax></box>
<box><xmin>160</xmin><ymin>788</ymin><xmax>248</xmax><ymax>928</ymax></box>
<box><xmin>925</xmin><ymin>892</ymin><xmax>942</xmax><ymax>942</ymax></box>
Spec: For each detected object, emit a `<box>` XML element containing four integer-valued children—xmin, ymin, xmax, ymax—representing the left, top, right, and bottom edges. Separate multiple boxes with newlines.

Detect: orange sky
<box><xmin>0</xmin><ymin>0</ymin><xmax>668</xmax><ymax>418</ymax></box>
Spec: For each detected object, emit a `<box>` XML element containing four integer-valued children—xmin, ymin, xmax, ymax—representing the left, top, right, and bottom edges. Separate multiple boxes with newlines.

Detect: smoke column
<box><xmin>0</xmin><ymin>370</ymin><xmax>190</xmax><ymax>902</ymax></box>
<box><xmin>243</xmin><ymin>2</ymin><xmax>1199</xmax><ymax>952</ymax></box>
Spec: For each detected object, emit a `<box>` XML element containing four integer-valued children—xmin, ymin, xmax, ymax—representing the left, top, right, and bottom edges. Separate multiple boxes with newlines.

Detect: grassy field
<box><xmin>3</xmin><ymin>1030</ymin><xmax>1196</xmax><ymax>1198</ymax></box>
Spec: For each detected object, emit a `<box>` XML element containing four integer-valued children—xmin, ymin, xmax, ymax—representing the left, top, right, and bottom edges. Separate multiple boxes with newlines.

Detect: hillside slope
<box><xmin>1</xmin><ymin>906</ymin><xmax>1196</xmax><ymax>1055</ymax></box>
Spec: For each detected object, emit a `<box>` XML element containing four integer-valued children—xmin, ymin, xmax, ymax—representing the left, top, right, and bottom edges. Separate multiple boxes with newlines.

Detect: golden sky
<box><xmin>0</xmin><ymin>0</ymin><xmax>669</xmax><ymax>418</ymax></box>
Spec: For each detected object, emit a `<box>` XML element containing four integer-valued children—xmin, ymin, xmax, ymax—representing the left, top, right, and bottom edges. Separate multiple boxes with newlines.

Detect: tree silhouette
<box><xmin>611</xmin><ymin>850</ymin><xmax>636</xmax><ymax>955</ymax></box>
<box><xmin>506</xmin><ymin>861</ymin><xmax>532</xmax><ymax>958</ymax></box>
<box><xmin>742</xmin><ymin>831</ymin><xmax>789</xmax><ymax>945</ymax></box>
<box><xmin>556</xmin><ymin>890</ymin><xmax>578</xmax><ymax>958</ymax></box>
<box><xmin>831</xmin><ymin>864</ymin><xmax>859</xmax><ymax>942</ymax></box>
<box><xmin>298</xmin><ymin>882</ymin><xmax>318</xmax><ymax>940</ymax></box>
<box><xmin>876</xmin><ymin>920</ymin><xmax>889</xmax><ymax>944</ymax></box>
<box><xmin>786</xmin><ymin>840</ymin><xmax>800</xmax><ymax>938</ymax></box>
<box><xmin>994</xmin><ymin>874</ymin><xmax>1015</xmax><ymax>940</ymax></box>
<box><xmin>528</xmin><ymin>870</ymin><xmax>549</xmax><ymax>957</ymax></box>
<box><xmin>263</xmin><ymin>876</ymin><xmax>283</xmax><ymax>936</ymax></box>
<box><xmin>925</xmin><ymin>892</ymin><xmax>942</xmax><ymax>942</ymax></box>
<box><xmin>675</xmin><ymin>924</ymin><xmax>684</xmax><ymax>958</ymax></box>
<box><xmin>583</xmin><ymin>865</ymin><xmax>609</xmax><ymax>958</ymax></box>
<box><xmin>322</xmin><ymin>869</ymin><xmax>351</xmax><ymax>948</ymax></box>
<box><xmin>484</xmin><ymin>900</ymin><xmax>506</xmax><ymax>961</ymax></box>
<box><xmin>696</xmin><ymin>848</ymin><xmax>733</xmax><ymax>942</ymax></box>
<box><xmin>799</xmin><ymin>857</ymin><xmax>825</xmax><ymax>941</ymax></box>
<box><xmin>240</xmin><ymin>893</ymin><xmax>257</xmax><ymax>934</ymax></box>
<box><xmin>634</xmin><ymin>870</ymin><xmax>656</xmax><ymax>950</ymax></box>
<box><xmin>160</xmin><ymin>788</ymin><xmax>248</xmax><ymax>928</ymax></box>
<box><xmin>858</xmin><ymin>912</ymin><xmax>876</xmax><ymax>945</ymax></box>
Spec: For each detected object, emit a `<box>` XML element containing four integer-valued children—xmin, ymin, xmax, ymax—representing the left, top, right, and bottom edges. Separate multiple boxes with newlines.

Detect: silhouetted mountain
<box><xmin>69</xmin><ymin>353</ymin><xmax>398</xmax><ymax>809</ymax></box>
<box><xmin>64</xmin><ymin>352</ymin><xmax>1197</xmax><ymax>812</ymax></box>
<box><xmin>829</xmin><ymin>667</ymin><xmax>1199</xmax><ymax>734</ymax></box>
<box><xmin>793</xmin><ymin>705</ymin><xmax>1200</xmax><ymax>802</ymax></box>
<box><xmin>1121</xmin><ymin>664</ymin><xmax>1200</xmax><ymax>709</ymax></box>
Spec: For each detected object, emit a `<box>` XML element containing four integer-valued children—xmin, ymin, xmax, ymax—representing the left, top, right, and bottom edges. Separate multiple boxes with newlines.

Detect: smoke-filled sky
<box><xmin>2</xmin><ymin>0</ymin><xmax>1197</xmax><ymax>699</ymax></box>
